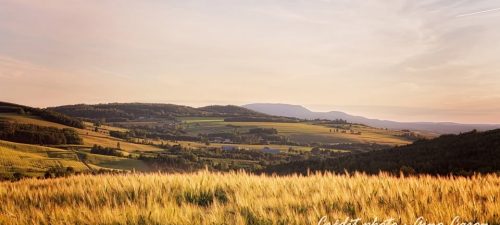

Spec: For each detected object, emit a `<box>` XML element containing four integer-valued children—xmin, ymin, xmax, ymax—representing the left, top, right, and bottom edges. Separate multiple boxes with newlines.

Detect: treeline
<box><xmin>1</xmin><ymin>166</ymin><xmax>129</xmax><ymax>181</ymax></box>
<box><xmin>314</xmin><ymin>143</ymin><xmax>392</xmax><ymax>153</ymax></box>
<box><xmin>140</xmin><ymin>143</ymin><xmax>348</xmax><ymax>173</ymax></box>
<box><xmin>0</xmin><ymin>121</ymin><xmax>83</xmax><ymax>145</ymax></box>
<box><xmin>139</xmin><ymin>146</ymin><xmax>284</xmax><ymax>172</ymax></box>
<box><xmin>49</xmin><ymin>103</ymin><xmax>269</xmax><ymax>122</ymax></box>
<box><xmin>311</xmin><ymin>119</ymin><xmax>350</xmax><ymax>125</ymax></box>
<box><xmin>202</xmin><ymin>129</ymin><xmax>289</xmax><ymax>145</ymax></box>
<box><xmin>248</xmin><ymin>128</ymin><xmax>278</xmax><ymax>135</ymax></box>
<box><xmin>0</xmin><ymin>102</ymin><xmax>84</xmax><ymax>128</ymax></box>
<box><xmin>31</xmin><ymin>108</ymin><xmax>85</xmax><ymax>128</ymax></box>
<box><xmin>198</xmin><ymin>105</ymin><xmax>267</xmax><ymax>117</ymax></box>
<box><xmin>224</xmin><ymin>117</ymin><xmax>300</xmax><ymax>123</ymax></box>
<box><xmin>90</xmin><ymin>144</ymin><xmax>123</xmax><ymax>157</ymax></box>
<box><xmin>263</xmin><ymin>129</ymin><xmax>500</xmax><ymax>176</ymax></box>
<box><xmin>109</xmin><ymin>130</ymin><xmax>129</xmax><ymax>139</ymax></box>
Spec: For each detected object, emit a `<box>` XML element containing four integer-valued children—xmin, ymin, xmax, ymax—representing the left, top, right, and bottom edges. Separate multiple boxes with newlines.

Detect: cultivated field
<box><xmin>0</xmin><ymin>140</ymin><xmax>88</xmax><ymax>177</ymax></box>
<box><xmin>0</xmin><ymin>171</ymin><xmax>498</xmax><ymax>225</ymax></box>
<box><xmin>0</xmin><ymin>113</ymin><xmax>162</xmax><ymax>152</ymax></box>
<box><xmin>180</xmin><ymin>117</ymin><xmax>413</xmax><ymax>146</ymax></box>
<box><xmin>0</xmin><ymin>140</ymin><xmax>149</xmax><ymax>177</ymax></box>
<box><xmin>156</xmin><ymin>139</ymin><xmax>315</xmax><ymax>152</ymax></box>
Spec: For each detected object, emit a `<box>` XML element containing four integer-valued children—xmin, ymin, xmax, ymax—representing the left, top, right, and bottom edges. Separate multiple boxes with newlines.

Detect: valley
<box><xmin>0</xmin><ymin>102</ymin><xmax>423</xmax><ymax>179</ymax></box>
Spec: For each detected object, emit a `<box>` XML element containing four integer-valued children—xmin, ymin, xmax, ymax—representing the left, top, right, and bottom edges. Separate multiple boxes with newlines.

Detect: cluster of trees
<box><xmin>398</xmin><ymin>131</ymin><xmax>427</xmax><ymax>141</ymax></box>
<box><xmin>310</xmin><ymin>147</ymin><xmax>349</xmax><ymax>157</ymax></box>
<box><xmin>313</xmin><ymin>143</ymin><xmax>392</xmax><ymax>153</ymax></box>
<box><xmin>248</xmin><ymin>128</ymin><xmax>278</xmax><ymax>135</ymax></box>
<box><xmin>139</xmin><ymin>153</ymin><xmax>202</xmax><ymax>172</ymax></box>
<box><xmin>312</xmin><ymin>119</ymin><xmax>350</xmax><ymax>125</ymax></box>
<box><xmin>109</xmin><ymin>130</ymin><xmax>130</xmax><ymax>139</ymax></box>
<box><xmin>32</xmin><ymin>108</ymin><xmax>85</xmax><ymax>128</ymax></box>
<box><xmin>43</xmin><ymin>167</ymin><xmax>78</xmax><ymax>178</ymax></box>
<box><xmin>224</xmin><ymin>117</ymin><xmax>300</xmax><ymax>123</ymax></box>
<box><xmin>203</xmin><ymin>130</ymin><xmax>288</xmax><ymax>145</ymax></box>
<box><xmin>90</xmin><ymin>144</ymin><xmax>123</xmax><ymax>157</ymax></box>
<box><xmin>1</xmin><ymin>167</ymin><xmax>131</xmax><ymax>181</ymax></box>
<box><xmin>0</xmin><ymin>121</ymin><xmax>83</xmax><ymax>145</ymax></box>
<box><xmin>139</xmin><ymin>143</ymin><xmax>351</xmax><ymax>173</ymax></box>
<box><xmin>0</xmin><ymin>106</ymin><xmax>26</xmax><ymax>114</ymax></box>
<box><xmin>107</xmin><ymin>124</ymin><xmax>200</xmax><ymax>143</ymax></box>
<box><xmin>263</xmin><ymin>129</ymin><xmax>500</xmax><ymax>176</ymax></box>
<box><xmin>44</xmin><ymin>166</ymin><xmax>128</xmax><ymax>179</ymax></box>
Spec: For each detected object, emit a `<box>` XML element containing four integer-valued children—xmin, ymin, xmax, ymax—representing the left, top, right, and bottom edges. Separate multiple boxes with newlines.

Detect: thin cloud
<box><xmin>456</xmin><ymin>7</ymin><xmax>500</xmax><ymax>17</ymax></box>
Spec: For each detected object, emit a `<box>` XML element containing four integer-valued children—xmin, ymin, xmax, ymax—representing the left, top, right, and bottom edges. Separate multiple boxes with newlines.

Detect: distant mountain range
<box><xmin>243</xmin><ymin>103</ymin><xmax>500</xmax><ymax>134</ymax></box>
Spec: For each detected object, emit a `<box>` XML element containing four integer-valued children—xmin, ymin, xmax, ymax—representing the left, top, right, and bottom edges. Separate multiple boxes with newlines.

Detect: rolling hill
<box><xmin>180</xmin><ymin>117</ymin><xmax>413</xmax><ymax>146</ymax></box>
<box><xmin>0</xmin><ymin>140</ymin><xmax>89</xmax><ymax>177</ymax></box>
<box><xmin>0</xmin><ymin>139</ymin><xmax>149</xmax><ymax>179</ymax></box>
<box><xmin>0</xmin><ymin>102</ymin><xmax>159</xmax><ymax>179</ymax></box>
<box><xmin>49</xmin><ymin>103</ymin><xmax>268</xmax><ymax>122</ymax></box>
<box><xmin>243</xmin><ymin>103</ymin><xmax>500</xmax><ymax>134</ymax></box>
<box><xmin>0</xmin><ymin>113</ymin><xmax>162</xmax><ymax>152</ymax></box>
<box><xmin>49</xmin><ymin>102</ymin><xmax>417</xmax><ymax>146</ymax></box>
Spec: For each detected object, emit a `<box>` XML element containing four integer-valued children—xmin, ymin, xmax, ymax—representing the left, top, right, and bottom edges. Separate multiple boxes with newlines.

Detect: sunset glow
<box><xmin>1</xmin><ymin>0</ymin><xmax>500</xmax><ymax>123</ymax></box>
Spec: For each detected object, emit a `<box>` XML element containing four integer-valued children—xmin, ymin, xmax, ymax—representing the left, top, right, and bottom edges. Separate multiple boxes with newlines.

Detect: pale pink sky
<box><xmin>1</xmin><ymin>0</ymin><xmax>500</xmax><ymax>123</ymax></box>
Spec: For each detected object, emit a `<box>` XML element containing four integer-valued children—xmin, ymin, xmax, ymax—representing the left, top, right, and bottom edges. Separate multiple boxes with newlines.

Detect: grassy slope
<box><xmin>181</xmin><ymin>117</ymin><xmax>411</xmax><ymax>146</ymax></box>
<box><xmin>82</xmin><ymin>152</ymin><xmax>149</xmax><ymax>171</ymax></box>
<box><xmin>0</xmin><ymin>113</ymin><xmax>162</xmax><ymax>152</ymax></box>
<box><xmin>0</xmin><ymin>140</ymin><xmax>88</xmax><ymax>176</ymax></box>
<box><xmin>0</xmin><ymin>140</ymin><xmax>150</xmax><ymax>177</ymax></box>
<box><xmin>0</xmin><ymin>172</ymin><xmax>498</xmax><ymax>225</ymax></box>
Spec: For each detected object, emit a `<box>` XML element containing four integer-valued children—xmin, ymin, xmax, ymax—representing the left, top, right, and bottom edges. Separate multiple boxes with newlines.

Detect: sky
<box><xmin>1</xmin><ymin>0</ymin><xmax>500</xmax><ymax>124</ymax></box>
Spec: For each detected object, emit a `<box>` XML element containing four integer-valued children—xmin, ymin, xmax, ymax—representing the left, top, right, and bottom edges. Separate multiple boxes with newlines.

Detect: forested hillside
<box><xmin>50</xmin><ymin>103</ymin><xmax>271</xmax><ymax>122</ymax></box>
<box><xmin>0</xmin><ymin>102</ymin><xmax>84</xmax><ymax>128</ymax></box>
<box><xmin>0</xmin><ymin>121</ymin><xmax>82</xmax><ymax>145</ymax></box>
<box><xmin>264</xmin><ymin>129</ymin><xmax>500</xmax><ymax>175</ymax></box>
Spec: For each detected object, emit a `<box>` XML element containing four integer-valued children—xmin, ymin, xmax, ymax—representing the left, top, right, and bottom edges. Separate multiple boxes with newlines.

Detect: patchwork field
<box><xmin>83</xmin><ymin>153</ymin><xmax>149</xmax><ymax>171</ymax></box>
<box><xmin>0</xmin><ymin>113</ymin><xmax>162</xmax><ymax>152</ymax></box>
<box><xmin>180</xmin><ymin>117</ymin><xmax>412</xmax><ymax>146</ymax></box>
<box><xmin>156</xmin><ymin>139</ymin><xmax>315</xmax><ymax>152</ymax></box>
<box><xmin>0</xmin><ymin>140</ymin><xmax>149</xmax><ymax>178</ymax></box>
<box><xmin>0</xmin><ymin>140</ymin><xmax>88</xmax><ymax>177</ymax></box>
<box><xmin>0</xmin><ymin>171</ymin><xmax>498</xmax><ymax>225</ymax></box>
<box><xmin>0</xmin><ymin>112</ymin><xmax>428</xmax><ymax>179</ymax></box>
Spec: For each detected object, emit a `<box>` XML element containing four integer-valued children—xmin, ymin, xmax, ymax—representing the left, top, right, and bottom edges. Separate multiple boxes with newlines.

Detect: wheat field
<box><xmin>0</xmin><ymin>171</ymin><xmax>498</xmax><ymax>225</ymax></box>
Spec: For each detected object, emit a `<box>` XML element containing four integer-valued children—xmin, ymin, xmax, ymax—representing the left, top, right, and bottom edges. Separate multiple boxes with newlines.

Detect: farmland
<box><xmin>0</xmin><ymin>107</ymin><xmax>432</xmax><ymax>179</ymax></box>
<box><xmin>179</xmin><ymin>117</ymin><xmax>413</xmax><ymax>146</ymax></box>
<box><xmin>0</xmin><ymin>139</ymin><xmax>149</xmax><ymax>178</ymax></box>
<box><xmin>0</xmin><ymin>140</ymin><xmax>88</xmax><ymax>177</ymax></box>
<box><xmin>0</xmin><ymin>103</ymin><xmax>498</xmax><ymax>225</ymax></box>
<box><xmin>0</xmin><ymin>171</ymin><xmax>498</xmax><ymax>225</ymax></box>
<box><xmin>0</xmin><ymin>113</ymin><xmax>162</xmax><ymax>152</ymax></box>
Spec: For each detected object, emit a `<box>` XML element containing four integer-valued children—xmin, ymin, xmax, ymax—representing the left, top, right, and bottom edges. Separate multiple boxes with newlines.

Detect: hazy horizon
<box><xmin>2</xmin><ymin>0</ymin><xmax>500</xmax><ymax>123</ymax></box>
<box><xmin>2</xmin><ymin>99</ymin><xmax>497</xmax><ymax>125</ymax></box>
